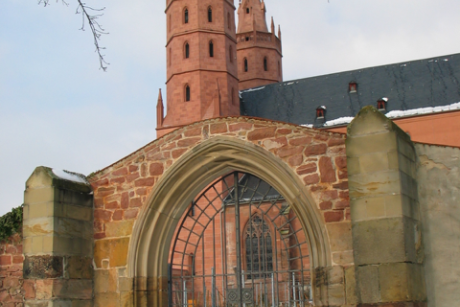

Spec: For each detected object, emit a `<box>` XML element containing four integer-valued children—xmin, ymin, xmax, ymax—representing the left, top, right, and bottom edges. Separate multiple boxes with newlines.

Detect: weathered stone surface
<box><xmin>379</xmin><ymin>263</ymin><xmax>425</xmax><ymax>302</ymax></box>
<box><xmin>327</xmin><ymin>222</ymin><xmax>352</xmax><ymax>252</ymax></box>
<box><xmin>345</xmin><ymin>266</ymin><xmax>358</xmax><ymax>305</ymax></box>
<box><xmin>66</xmin><ymin>257</ymin><xmax>93</xmax><ymax>279</ymax></box>
<box><xmin>94</xmin><ymin>238</ymin><xmax>130</xmax><ymax>268</ymax></box>
<box><xmin>24</xmin><ymin>256</ymin><xmax>63</xmax><ymax>279</ymax></box>
<box><xmin>94</xmin><ymin>269</ymin><xmax>118</xmax><ymax>293</ymax></box>
<box><xmin>416</xmin><ymin>144</ymin><xmax>460</xmax><ymax>307</ymax></box>
<box><xmin>94</xmin><ymin>292</ymin><xmax>119</xmax><ymax>307</ymax></box>
<box><xmin>105</xmin><ymin>220</ymin><xmax>134</xmax><ymax>238</ymax></box>
<box><xmin>356</xmin><ymin>265</ymin><xmax>380</xmax><ymax>303</ymax></box>
<box><xmin>352</xmin><ymin>217</ymin><xmax>416</xmax><ymax>265</ymax></box>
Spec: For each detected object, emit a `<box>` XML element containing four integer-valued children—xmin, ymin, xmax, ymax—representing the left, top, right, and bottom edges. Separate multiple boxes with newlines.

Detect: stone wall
<box><xmin>22</xmin><ymin>167</ymin><xmax>93</xmax><ymax>307</ymax></box>
<box><xmin>347</xmin><ymin>106</ymin><xmax>426</xmax><ymax>307</ymax></box>
<box><xmin>416</xmin><ymin>143</ymin><xmax>460</xmax><ymax>307</ymax></box>
<box><xmin>88</xmin><ymin>116</ymin><xmax>353</xmax><ymax>307</ymax></box>
<box><xmin>0</xmin><ymin>233</ymin><xmax>23</xmax><ymax>307</ymax></box>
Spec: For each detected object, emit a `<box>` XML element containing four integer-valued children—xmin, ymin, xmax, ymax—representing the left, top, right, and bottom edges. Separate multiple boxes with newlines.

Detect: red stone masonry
<box><xmin>88</xmin><ymin>117</ymin><xmax>349</xmax><ymax>240</ymax></box>
<box><xmin>0</xmin><ymin>233</ymin><xmax>24</xmax><ymax>306</ymax></box>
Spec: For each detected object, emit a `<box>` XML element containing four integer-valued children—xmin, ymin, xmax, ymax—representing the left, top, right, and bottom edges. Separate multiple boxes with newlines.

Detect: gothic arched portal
<box><xmin>128</xmin><ymin>137</ymin><xmax>331</xmax><ymax>307</ymax></box>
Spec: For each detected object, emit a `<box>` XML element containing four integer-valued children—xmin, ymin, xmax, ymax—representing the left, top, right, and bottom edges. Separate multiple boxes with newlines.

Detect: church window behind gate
<box><xmin>245</xmin><ymin>215</ymin><xmax>273</xmax><ymax>279</ymax></box>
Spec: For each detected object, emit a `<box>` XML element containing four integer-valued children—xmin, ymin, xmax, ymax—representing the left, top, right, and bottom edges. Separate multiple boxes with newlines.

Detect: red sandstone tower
<box><xmin>156</xmin><ymin>0</ymin><xmax>240</xmax><ymax>137</ymax></box>
<box><xmin>236</xmin><ymin>0</ymin><xmax>283</xmax><ymax>90</ymax></box>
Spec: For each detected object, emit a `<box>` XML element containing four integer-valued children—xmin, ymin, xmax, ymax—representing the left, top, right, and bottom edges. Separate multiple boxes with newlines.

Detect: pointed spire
<box><xmin>156</xmin><ymin>88</ymin><xmax>164</xmax><ymax>128</ymax></box>
<box><xmin>278</xmin><ymin>25</ymin><xmax>282</xmax><ymax>40</ymax></box>
<box><xmin>271</xmin><ymin>17</ymin><xmax>275</xmax><ymax>34</ymax></box>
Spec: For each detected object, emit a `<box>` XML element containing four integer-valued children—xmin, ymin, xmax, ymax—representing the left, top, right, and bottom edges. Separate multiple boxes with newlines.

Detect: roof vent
<box><xmin>377</xmin><ymin>97</ymin><xmax>388</xmax><ymax>111</ymax></box>
<box><xmin>316</xmin><ymin>106</ymin><xmax>326</xmax><ymax>119</ymax></box>
<box><xmin>349</xmin><ymin>82</ymin><xmax>357</xmax><ymax>93</ymax></box>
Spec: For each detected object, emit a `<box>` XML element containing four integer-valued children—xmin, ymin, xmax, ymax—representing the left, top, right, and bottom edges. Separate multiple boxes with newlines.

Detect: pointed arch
<box><xmin>209</xmin><ymin>40</ymin><xmax>214</xmax><ymax>57</ymax></box>
<box><xmin>244</xmin><ymin>57</ymin><xmax>248</xmax><ymax>72</ymax></box>
<box><xmin>227</xmin><ymin>12</ymin><xmax>231</xmax><ymax>29</ymax></box>
<box><xmin>264</xmin><ymin>56</ymin><xmax>268</xmax><ymax>71</ymax></box>
<box><xmin>184</xmin><ymin>42</ymin><xmax>190</xmax><ymax>59</ymax></box>
<box><xmin>128</xmin><ymin>135</ymin><xmax>332</xmax><ymax>307</ymax></box>
<box><xmin>207</xmin><ymin>6</ymin><xmax>212</xmax><ymax>22</ymax></box>
<box><xmin>183</xmin><ymin>7</ymin><xmax>189</xmax><ymax>24</ymax></box>
<box><xmin>185</xmin><ymin>84</ymin><xmax>191</xmax><ymax>101</ymax></box>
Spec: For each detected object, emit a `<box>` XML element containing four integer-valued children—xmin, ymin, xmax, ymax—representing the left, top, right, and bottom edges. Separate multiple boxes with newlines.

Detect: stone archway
<box><xmin>128</xmin><ymin>136</ymin><xmax>331</xmax><ymax>307</ymax></box>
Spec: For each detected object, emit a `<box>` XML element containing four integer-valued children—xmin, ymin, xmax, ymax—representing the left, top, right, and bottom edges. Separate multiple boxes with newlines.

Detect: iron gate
<box><xmin>169</xmin><ymin>172</ymin><xmax>311</xmax><ymax>307</ymax></box>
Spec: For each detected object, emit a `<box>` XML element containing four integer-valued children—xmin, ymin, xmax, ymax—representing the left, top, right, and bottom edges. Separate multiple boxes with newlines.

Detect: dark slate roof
<box><xmin>240</xmin><ymin>53</ymin><xmax>460</xmax><ymax>127</ymax></box>
<box><xmin>224</xmin><ymin>174</ymin><xmax>283</xmax><ymax>205</ymax></box>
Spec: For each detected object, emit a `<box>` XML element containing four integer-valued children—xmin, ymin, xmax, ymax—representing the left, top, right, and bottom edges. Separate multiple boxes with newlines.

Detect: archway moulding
<box><xmin>128</xmin><ymin>136</ymin><xmax>333</xmax><ymax>305</ymax></box>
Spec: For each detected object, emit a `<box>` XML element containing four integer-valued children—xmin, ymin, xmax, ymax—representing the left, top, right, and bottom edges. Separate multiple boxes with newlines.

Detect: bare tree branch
<box><xmin>38</xmin><ymin>0</ymin><xmax>109</xmax><ymax>71</ymax></box>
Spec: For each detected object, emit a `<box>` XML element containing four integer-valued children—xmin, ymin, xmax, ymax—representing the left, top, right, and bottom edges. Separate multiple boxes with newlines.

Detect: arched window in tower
<box><xmin>244</xmin><ymin>58</ymin><xmax>248</xmax><ymax>72</ymax></box>
<box><xmin>185</xmin><ymin>85</ymin><xmax>191</xmax><ymax>102</ymax></box>
<box><xmin>264</xmin><ymin>57</ymin><xmax>268</xmax><ymax>71</ymax></box>
<box><xmin>246</xmin><ymin>7</ymin><xmax>250</xmax><ymax>14</ymax></box>
<box><xmin>229</xmin><ymin>46</ymin><xmax>233</xmax><ymax>63</ymax></box>
<box><xmin>245</xmin><ymin>215</ymin><xmax>273</xmax><ymax>279</ymax></box>
<box><xmin>278</xmin><ymin>61</ymin><xmax>281</xmax><ymax>77</ymax></box>
<box><xmin>209</xmin><ymin>41</ymin><xmax>214</xmax><ymax>57</ymax></box>
<box><xmin>208</xmin><ymin>7</ymin><xmax>212</xmax><ymax>22</ymax></box>
<box><xmin>184</xmin><ymin>8</ymin><xmax>189</xmax><ymax>24</ymax></box>
<box><xmin>184</xmin><ymin>42</ymin><xmax>190</xmax><ymax>59</ymax></box>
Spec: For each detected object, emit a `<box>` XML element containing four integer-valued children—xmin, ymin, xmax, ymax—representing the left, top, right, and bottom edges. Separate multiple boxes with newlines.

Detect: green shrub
<box><xmin>0</xmin><ymin>205</ymin><xmax>23</xmax><ymax>242</ymax></box>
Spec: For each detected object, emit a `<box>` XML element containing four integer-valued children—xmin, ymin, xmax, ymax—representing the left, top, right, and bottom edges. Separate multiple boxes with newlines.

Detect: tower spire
<box><xmin>271</xmin><ymin>17</ymin><xmax>275</xmax><ymax>34</ymax></box>
<box><xmin>156</xmin><ymin>89</ymin><xmax>164</xmax><ymax>128</ymax></box>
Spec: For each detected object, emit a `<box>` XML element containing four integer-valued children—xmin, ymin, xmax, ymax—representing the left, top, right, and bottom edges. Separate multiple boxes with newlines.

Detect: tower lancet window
<box><xmin>264</xmin><ymin>57</ymin><xmax>268</xmax><ymax>71</ymax></box>
<box><xmin>209</xmin><ymin>41</ymin><xmax>214</xmax><ymax>57</ymax></box>
<box><xmin>227</xmin><ymin>12</ymin><xmax>231</xmax><ymax>29</ymax></box>
<box><xmin>185</xmin><ymin>42</ymin><xmax>190</xmax><ymax>59</ymax></box>
<box><xmin>246</xmin><ymin>7</ymin><xmax>250</xmax><ymax>14</ymax></box>
<box><xmin>185</xmin><ymin>85</ymin><xmax>191</xmax><ymax>101</ymax></box>
<box><xmin>244</xmin><ymin>58</ymin><xmax>248</xmax><ymax>72</ymax></box>
<box><xmin>208</xmin><ymin>7</ymin><xmax>212</xmax><ymax>22</ymax></box>
<box><xmin>229</xmin><ymin>46</ymin><xmax>233</xmax><ymax>63</ymax></box>
<box><xmin>184</xmin><ymin>8</ymin><xmax>189</xmax><ymax>24</ymax></box>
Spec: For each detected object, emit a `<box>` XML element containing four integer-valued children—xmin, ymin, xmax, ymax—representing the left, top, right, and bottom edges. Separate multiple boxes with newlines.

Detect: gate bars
<box><xmin>169</xmin><ymin>172</ymin><xmax>312</xmax><ymax>307</ymax></box>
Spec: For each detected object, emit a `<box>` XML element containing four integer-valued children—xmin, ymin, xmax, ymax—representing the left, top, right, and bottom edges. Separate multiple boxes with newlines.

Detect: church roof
<box><xmin>240</xmin><ymin>53</ymin><xmax>460</xmax><ymax>128</ymax></box>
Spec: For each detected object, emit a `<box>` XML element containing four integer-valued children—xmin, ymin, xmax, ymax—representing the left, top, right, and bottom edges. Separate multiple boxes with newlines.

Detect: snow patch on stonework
<box><xmin>240</xmin><ymin>86</ymin><xmax>265</xmax><ymax>93</ymax></box>
<box><xmin>52</xmin><ymin>169</ymin><xmax>88</xmax><ymax>184</ymax></box>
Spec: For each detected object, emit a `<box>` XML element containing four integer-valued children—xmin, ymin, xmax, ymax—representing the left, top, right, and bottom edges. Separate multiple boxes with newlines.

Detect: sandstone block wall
<box><xmin>22</xmin><ymin>167</ymin><xmax>93</xmax><ymax>307</ymax></box>
<box><xmin>0</xmin><ymin>233</ymin><xmax>24</xmax><ymax>307</ymax></box>
<box><xmin>347</xmin><ymin>106</ymin><xmax>426</xmax><ymax>307</ymax></box>
<box><xmin>416</xmin><ymin>143</ymin><xmax>460</xmax><ymax>307</ymax></box>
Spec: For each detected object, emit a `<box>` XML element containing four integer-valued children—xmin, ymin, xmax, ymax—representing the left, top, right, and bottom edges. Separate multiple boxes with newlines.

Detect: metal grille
<box><xmin>169</xmin><ymin>172</ymin><xmax>312</xmax><ymax>307</ymax></box>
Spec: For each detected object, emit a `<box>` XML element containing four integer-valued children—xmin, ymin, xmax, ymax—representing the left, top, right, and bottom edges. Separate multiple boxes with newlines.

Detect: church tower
<box><xmin>236</xmin><ymin>0</ymin><xmax>283</xmax><ymax>90</ymax></box>
<box><xmin>157</xmin><ymin>0</ymin><xmax>240</xmax><ymax>137</ymax></box>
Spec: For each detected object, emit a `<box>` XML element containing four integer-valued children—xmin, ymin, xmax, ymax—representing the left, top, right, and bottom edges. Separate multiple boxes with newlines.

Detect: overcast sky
<box><xmin>1</xmin><ymin>0</ymin><xmax>460</xmax><ymax>216</ymax></box>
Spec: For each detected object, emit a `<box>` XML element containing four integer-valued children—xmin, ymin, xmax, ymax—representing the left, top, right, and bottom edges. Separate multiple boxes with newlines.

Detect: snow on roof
<box><xmin>385</xmin><ymin>102</ymin><xmax>460</xmax><ymax>119</ymax></box>
<box><xmin>52</xmin><ymin>169</ymin><xmax>89</xmax><ymax>184</ymax></box>
<box><xmin>323</xmin><ymin>117</ymin><xmax>355</xmax><ymax>127</ymax></box>
<box><xmin>302</xmin><ymin>101</ymin><xmax>460</xmax><ymax>128</ymax></box>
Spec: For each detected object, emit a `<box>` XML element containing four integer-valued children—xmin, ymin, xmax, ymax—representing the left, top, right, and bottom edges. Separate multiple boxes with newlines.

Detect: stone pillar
<box><xmin>346</xmin><ymin>106</ymin><xmax>426</xmax><ymax>306</ymax></box>
<box><xmin>23</xmin><ymin>167</ymin><xmax>93</xmax><ymax>307</ymax></box>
